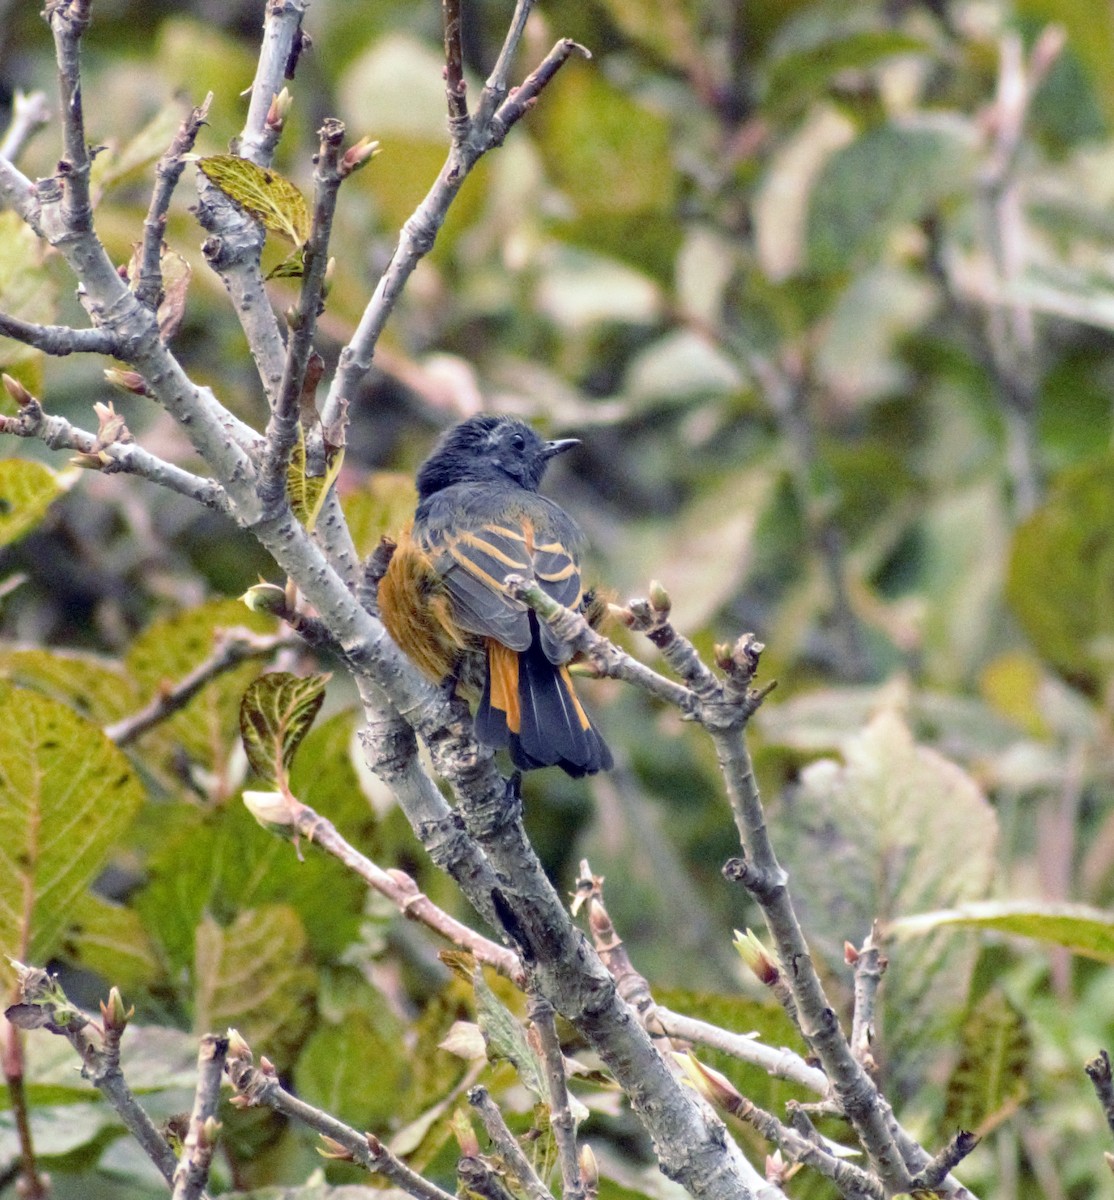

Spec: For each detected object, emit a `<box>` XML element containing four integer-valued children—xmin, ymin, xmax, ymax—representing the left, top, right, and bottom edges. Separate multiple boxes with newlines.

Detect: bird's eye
<box><xmin>509</xmin><ymin>432</ymin><xmax>525</xmax><ymax>451</ymax></box>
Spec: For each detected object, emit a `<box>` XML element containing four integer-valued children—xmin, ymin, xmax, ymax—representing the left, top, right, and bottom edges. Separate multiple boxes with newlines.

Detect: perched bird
<box><xmin>379</xmin><ymin>414</ymin><xmax>612</xmax><ymax>777</ymax></box>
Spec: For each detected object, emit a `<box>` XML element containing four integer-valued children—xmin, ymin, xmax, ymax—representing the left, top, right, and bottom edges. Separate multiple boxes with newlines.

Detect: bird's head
<box><xmin>416</xmin><ymin>415</ymin><xmax>579</xmax><ymax>499</ymax></box>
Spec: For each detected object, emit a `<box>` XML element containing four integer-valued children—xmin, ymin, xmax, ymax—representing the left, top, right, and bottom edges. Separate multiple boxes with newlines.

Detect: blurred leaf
<box><xmin>756</xmin><ymin>105</ymin><xmax>856</xmax><ymax>280</ymax></box>
<box><xmin>338</xmin><ymin>32</ymin><xmax>458</xmax><ymax>141</ymax></box>
<box><xmin>61</xmin><ymin>892</ymin><xmax>162</xmax><ymax>995</ymax></box>
<box><xmin>764</xmin><ymin>28</ymin><xmax>929</xmax><ymax>115</ymax></box>
<box><xmin>198</xmin><ymin>156</ymin><xmax>311</xmax><ymax>246</ymax></box>
<box><xmin>295</xmin><ymin>1004</ymin><xmax>411</xmax><ymax>1132</ymax></box>
<box><xmin>807</xmin><ymin>118</ymin><xmax>975</xmax><ymax>273</ymax></box>
<box><xmin>886</xmin><ymin>900</ymin><xmax>1114</xmax><ymax>962</ymax></box>
<box><xmin>943</xmin><ymin>989</ymin><xmax>1031</xmax><ymax>1136</ymax></box>
<box><xmin>341</xmin><ymin>471</ymin><xmax>417</xmax><ymax>558</ymax></box>
<box><xmin>1007</xmin><ymin>453</ymin><xmax>1114</xmax><ymax>689</ymax></box>
<box><xmin>156</xmin><ymin>248</ymin><xmax>191</xmax><ymax>343</ymax></box>
<box><xmin>93</xmin><ymin>99</ymin><xmax>190</xmax><ymax>196</ymax></box>
<box><xmin>775</xmin><ymin>708</ymin><xmax>996</xmax><ymax>1089</ymax></box>
<box><xmin>0</xmin><ymin>459</ymin><xmax>67</xmax><ymax>548</ymax></box>
<box><xmin>623</xmin><ymin>330</ymin><xmax>743</xmax><ymax>408</ymax></box>
<box><xmin>193</xmin><ymin>905</ymin><xmax>315</xmax><ymax>1068</ymax></box>
<box><xmin>0</xmin><ymin>684</ymin><xmax>144</xmax><ymax>985</ymax></box>
<box><xmin>532</xmin><ymin>69</ymin><xmax>674</xmax><ymax>217</ymax></box>
<box><xmin>0</xmin><ymin>647</ymin><xmax>137</xmax><ymax>724</ymax></box>
<box><xmin>154</xmin><ymin>19</ymin><xmax>257</xmax><ymax>148</ymax></box>
<box><xmin>0</xmin><ymin>212</ymin><xmax>55</xmax><ymax>374</ymax></box>
<box><xmin>239</xmin><ymin>671</ymin><xmax>329</xmax><ymax>786</ymax></box>
<box><xmin>592</xmin><ymin>0</ymin><xmax>699</xmax><ymax>69</ymax></box>
<box><xmin>125</xmin><ymin>598</ymin><xmax>275</xmax><ymax>775</ymax></box>
<box><xmin>620</xmin><ymin>462</ymin><xmax>778</xmax><ymax>633</ymax></box>
<box><xmin>1017</xmin><ymin>0</ymin><xmax>1114</xmax><ymax>126</ymax></box>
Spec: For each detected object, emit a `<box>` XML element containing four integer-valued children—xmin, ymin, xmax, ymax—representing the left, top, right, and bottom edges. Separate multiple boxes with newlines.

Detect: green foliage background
<box><xmin>2</xmin><ymin>0</ymin><xmax>1114</xmax><ymax>1196</ymax></box>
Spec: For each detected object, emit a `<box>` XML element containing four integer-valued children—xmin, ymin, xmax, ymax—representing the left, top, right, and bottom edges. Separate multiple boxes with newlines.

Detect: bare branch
<box><xmin>6</xmin><ymin>968</ymin><xmax>179</xmax><ymax>1187</ymax></box>
<box><xmin>1086</xmin><ymin>1050</ymin><xmax>1114</xmax><ymax>1140</ymax></box>
<box><xmin>105</xmin><ymin>629</ymin><xmax>296</xmax><ymax>745</ymax></box>
<box><xmin>489</xmin><ymin>39</ymin><xmax>592</xmax><ymax>142</ymax></box>
<box><xmin>469</xmin><ymin>1085</ymin><xmax>552</xmax><ymax>1200</ymax></box>
<box><xmin>909</xmin><ymin>1131</ymin><xmax>981</xmax><ymax>1193</ymax></box>
<box><xmin>0</xmin><ymin>310</ymin><xmax>120</xmax><ymax>357</ymax></box>
<box><xmin>135</xmin><ymin>94</ymin><xmax>213</xmax><ymax>311</ymax></box>
<box><xmin>239</xmin><ymin>0</ymin><xmax>309</xmax><ymax>166</ymax></box>
<box><xmin>45</xmin><ymin>0</ymin><xmax>95</xmax><ymax>234</ymax></box>
<box><xmin>654</xmin><ymin>1008</ymin><xmax>829</xmax><ymax>1097</ymax></box>
<box><xmin>0</xmin><ymin>390</ymin><xmax>230</xmax><ymax>513</ymax></box>
<box><xmin>171</xmin><ymin>1034</ymin><xmax>228</xmax><ymax>1200</ymax></box>
<box><xmin>0</xmin><ymin>156</ymin><xmax>38</xmax><ymax>226</ymax></box>
<box><xmin>0</xmin><ymin>91</ymin><xmax>52</xmax><ymax>164</ymax></box>
<box><xmin>848</xmin><ymin>929</ymin><xmax>886</xmax><ymax>1074</ymax></box>
<box><xmin>528</xmin><ymin>994</ymin><xmax>584</xmax><ymax>1200</ymax></box>
<box><xmin>282</xmin><ymin>796</ymin><xmax>525</xmax><ymax>983</ymax></box>
<box><xmin>320</xmin><ymin>6</ymin><xmax>588</xmax><ymax>433</ymax></box>
<box><xmin>442</xmin><ymin>0</ymin><xmax>468</xmax><ymax>131</ymax></box>
<box><xmin>226</xmin><ymin>1048</ymin><xmax>456</xmax><ymax>1200</ymax></box>
<box><xmin>259</xmin><ymin>118</ymin><xmax>347</xmax><ymax>510</ymax></box>
<box><xmin>473</xmin><ymin>0</ymin><xmax>534</xmax><ymax>127</ymax></box>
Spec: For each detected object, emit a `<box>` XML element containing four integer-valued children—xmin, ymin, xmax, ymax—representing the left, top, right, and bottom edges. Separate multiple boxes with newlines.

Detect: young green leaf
<box><xmin>197</xmin><ymin>154</ymin><xmax>311</xmax><ymax>246</ymax></box>
<box><xmin>0</xmin><ymin>683</ymin><xmax>144</xmax><ymax>986</ymax></box>
<box><xmin>239</xmin><ymin>671</ymin><xmax>330</xmax><ymax>785</ymax></box>
<box><xmin>943</xmin><ymin>990</ymin><xmax>1031</xmax><ymax>1137</ymax></box>
<box><xmin>287</xmin><ymin>424</ymin><xmax>345</xmax><ymax>532</ymax></box>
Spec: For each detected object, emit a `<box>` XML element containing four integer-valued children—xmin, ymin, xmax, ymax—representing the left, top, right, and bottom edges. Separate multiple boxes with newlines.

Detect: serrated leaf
<box><xmin>0</xmin><ymin>684</ymin><xmax>145</xmax><ymax>986</ymax></box>
<box><xmin>287</xmin><ymin>425</ymin><xmax>345</xmax><ymax>532</ymax></box>
<box><xmin>266</xmin><ymin>249</ymin><xmax>306</xmax><ymax>280</ymax></box>
<box><xmin>193</xmin><ymin>905</ymin><xmax>315</xmax><ymax>1068</ymax></box>
<box><xmin>0</xmin><ymin>459</ymin><xmax>66</xmax><ymax>548</ymax></box>
<box><xmin>239</xmin><ymin>671</ymin><xmax>329</xmax><ymax>785</ymax></box>
<box><xmin>60</xmin><ymin>892</ymin><xmax>161</xmax><ymax>994</ymax></box>
<box><xmin>1007</xmin><ymin>453</ymin><xmax>1114</xmax><ymax>689</ymax></box>
<box><xmin>775</xmin><ymin>709</ymin><xmax>997</xmax><ymax>1091</ymax></box>
<box><xmin>295</xmin><ymin>1005</ymin><xmax>411</xmax><ymax>1132</ymax></box>
<box><xmin>473</xmin><ymin>967</ymin><xmax>544</xmax><ymax>1100</ymax></box>
<box><xmin>943</xmin><ymin>990</ymin><xmax>1031</xmax><ymax>1136</ymax></box>
<box><xmin>198</xmin><ymin>155</ymin><xmax>311</xmax><ymax>246</ymax></box>
<box><xmin>0</xmin><ymin>646</ymin><xmax>138</xmax><ymax>724</ymax></box>
<box><xmin>886</xmin><ymin>901</ymin><xmax>1114</xmax><ymax>962</ymax></box>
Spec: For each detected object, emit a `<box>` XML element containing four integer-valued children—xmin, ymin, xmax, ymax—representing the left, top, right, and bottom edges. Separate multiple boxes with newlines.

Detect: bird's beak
<box><xmin>543</xmin><ymin>438</ymin><xmax>580</xmax><ymax>459</ymax></box>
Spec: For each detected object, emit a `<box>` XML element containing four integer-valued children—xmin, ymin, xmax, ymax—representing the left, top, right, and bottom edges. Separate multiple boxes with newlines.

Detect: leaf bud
<box><xmin>2</xmin><ymin>374</ymin><xmax>34</xmax><ymax>408</ymax></box>
<box><xmin>339</xmin><ymin>136</ymin><xmax>381</xmax><ymax>176</ymax></box>
<box><xmin>733</xmin><ymin>928</ymin><xmax>780</xmax><ymax>986</ymax></box>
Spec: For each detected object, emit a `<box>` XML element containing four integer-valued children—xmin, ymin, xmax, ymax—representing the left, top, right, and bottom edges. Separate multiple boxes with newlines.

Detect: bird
<box><xmin>378</xmin><ymin>414</ymin><xmax>612</xmax><ymax>777</ymax></box>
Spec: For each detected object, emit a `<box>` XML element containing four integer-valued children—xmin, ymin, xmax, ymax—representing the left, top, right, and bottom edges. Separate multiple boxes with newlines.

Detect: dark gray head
<box><xmin>415</xmin><ymin>415</ymin><xmax>579</xmax><ymax>500</ymax></box>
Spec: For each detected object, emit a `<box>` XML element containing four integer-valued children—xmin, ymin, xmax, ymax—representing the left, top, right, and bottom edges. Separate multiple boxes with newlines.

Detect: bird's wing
<box><xmin>419</xmin><ymin>502</ymin><xmax>584</xmax><ymax>656</ymax></box>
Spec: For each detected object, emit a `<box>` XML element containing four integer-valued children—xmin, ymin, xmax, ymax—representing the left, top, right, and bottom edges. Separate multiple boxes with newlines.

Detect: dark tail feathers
<box><xmin>477</xmin><ymin>627</ymin><xmax>611</xmax><ymax>778</ymax></box>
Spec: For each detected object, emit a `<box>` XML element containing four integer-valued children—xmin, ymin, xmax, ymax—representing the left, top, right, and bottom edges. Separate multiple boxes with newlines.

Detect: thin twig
<box><xmin>848</xmin><ymin>927</ymin><xmax>886</xmax><ymax>1074</ymax></box>
<box><xmin>171</xmin><ymin>1034</ymin><xmax>228</xmax><ymax>1200</ymax></box>
<box><xmin>909</xmin><ymin>1131</ymin><xmax>981</xmax><ymax>1193</ymax></box>
<box><xmin>442</xmin><ymin>0</ymin><xmax>468</xmax><ymax>130</ymax></box>
<box><xmin>654</xmin><ymin>1008</ymin><xmax>828</xmax><ymax>1096</ymax></box>
<box><xmin>135</xmin><ymin>94</ymin><xmax>213</xmax><ymax>311</ymax></box>
<box><xmin>0</xmin><ymin>91</ymin><xmax>52</xmax><ymax>164</ymax></box>
<box><xmin>226</xmin><ymin>1049</ymin><xmax>456</xmax><ymax>1200</ymax></box>
<box><xmin>0</xmin><ymin>310</ymin><xmax>120</xmax><ymax>357</ymax></box>
<box><xmin>259</xmin><ymin>118</ymin><xmax>346</xmax><ymax>511</ymax></box>
<box><xmin>0</xmin><ymin>393</ymin><xmax>230</xmax><ymax>513</ymax></box>
<box><xmin>1085</xmin><ymin>1050</ymin><xmax>1114</xmax><ymax>1140</ymax></box>
<box><xmin>468</xmin><ymin>1085</ymin><xmax>552</xmax><ymax>1200</ymax></box>
<box><xmin>105</xmin><ymin>630</ymin><xmax>296</xmax><ymax>745</ymax></box>
<box><xmin>527</xmin><ymin>994</ymin><xmax>584</xmax><ymax>1200</ymax></box>
<box><xmin>2</xmin><ymin>1018</ymin><xmax>49</xmax><ymax>1200</ymax></box>
<box><xmin>320</xmin><ymin>6</ymin><xmax>587</xmax><ymax>433</ymax></box>
<box><xmin>285</xmin><ymin>800</ymin><xmax>525</xmax><ymax>984</ymax></box>
<box><xmin>6</xmin><ymin>968</ymin><xmax>179</xmax><ymax>1186</ymax></box>
<box><xmin>46</xmin><ymin>0</ymin><xmax>94</xmax><ymax>234</ymax></box>
<box><xmin>489</xmin><ymin>39</ymin><xmax>591</xmax><ymax>142</ymax></box>
<box><xmin>238</xmin><ymin>0</ymin><xmax>309</xmax><ymax>166</ymax></box>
